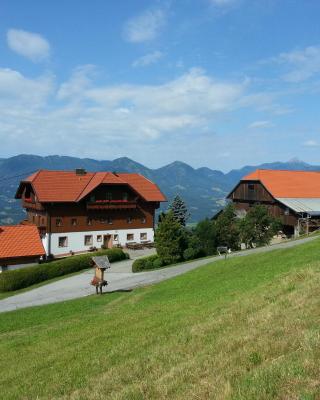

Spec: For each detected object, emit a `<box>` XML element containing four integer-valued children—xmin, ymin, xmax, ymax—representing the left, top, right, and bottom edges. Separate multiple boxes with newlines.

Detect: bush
<box><xmin>0</xmin><ymin>248</ymin><xmax>128</xmax><ymax>292</ymax></box>
<box><xmin>132</xmin><ymin>254</ymin><xmax>164</xmax><ymax>272</ymax></box>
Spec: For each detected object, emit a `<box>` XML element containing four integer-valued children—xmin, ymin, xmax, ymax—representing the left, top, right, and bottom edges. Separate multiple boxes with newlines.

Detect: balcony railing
<box><xmin>87</xmin><ymin>199</ymin><xmax>137</xmax><ymax>210</ymax></box>
<box><xmin>22</xmin><ymin>198</ymin><xmax>44</xmax><ymax>211</ymax></box>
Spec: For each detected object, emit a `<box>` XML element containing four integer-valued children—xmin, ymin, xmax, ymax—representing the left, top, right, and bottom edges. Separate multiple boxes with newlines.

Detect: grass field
<box><xmin>0</xmin><ymin>239</ymin><xmax>319</xmax><ymax>399</ymax></box>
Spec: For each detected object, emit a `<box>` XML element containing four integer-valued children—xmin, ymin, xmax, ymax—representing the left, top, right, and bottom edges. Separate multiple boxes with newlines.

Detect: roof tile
<box><xmin>0</xmin><ymin>225</ymin><xmax>45</xmax><ymax>259</ymax></box>
<box><xmin>243</xmin><ymin>169</ymin><xmax>320</xmax><ymax>198</ymax></box>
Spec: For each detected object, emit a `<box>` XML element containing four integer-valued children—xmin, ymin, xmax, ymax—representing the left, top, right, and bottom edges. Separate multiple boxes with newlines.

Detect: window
<box><xmin>284</xmin><ymin>208</ymin><xmax>290</xmax><ymax>216</ymax></box>
<box><xmin>106</xmin><ymin>192</ymin><xmax>112</xmax><ymax>200</ymax></box>
<box><xmin>71</xmin><ymin>218</ymin><xmax>77</xmax><ymax>226</ymax></box>
<box><xmin>127</xmin><ymin>216</ymin><xmax>132</xmax><ymax>224</ymax></box>
<box><xmin>248</xmin><ymin>184</ymin><xmax>254</xmax><ymax>192</ymax></box>
<box><xmin>113</xmin><ymin>234</ymin><xmax>119</xmax><ymax>241</ymax></box>
<box><xmin>127</xmin><ymin>233</ymin><xmax>134</xmax><ymax>241</ymax></box>
<box><xmin>141</xmin><ymin>217</ymin><xmax>146</xmax><ymax>224</ymax></box>
<box><xmin>84</xmin><ymin>235</ymin><xmax>93</xmax><ymax>246</ymax></box>
<box><xmin>123</xmin><ymin>192</ymin><xmax>128</xmax><ymax>201</ymax></box>
<box><xmin>87</xmin><ymin>218</ymin><xmax>92</xmax><ymax>226</ymax></box>
<box><xmin>140</xmin><ymin>232</ymin><xmax>147</xmax><ymax>241</ymax></box>
<box><xmin>56</xmin><ymin>218</ymin><xmax>62</xmax><ymax>227</ymax></box>
<box><xmin>58</xmin><ymin>236</ymin><xmax>68</xmax><ymax>247</ymax></box>
<box><xmin>97</xmin><ymin>235</ymin><xmax>102</xmax><ymax>242</ymax></box>
<box><xmin>107</xmin><ymin>217</ymin><xmax>113</xmax><ymax>225</ymax></box>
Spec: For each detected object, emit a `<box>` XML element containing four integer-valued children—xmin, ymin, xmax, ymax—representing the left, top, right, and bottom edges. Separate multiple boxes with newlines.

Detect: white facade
<box><xmin>41</xmin><ymin>228</ymin><xmax>154</xmax><ymax>256</ymax></box>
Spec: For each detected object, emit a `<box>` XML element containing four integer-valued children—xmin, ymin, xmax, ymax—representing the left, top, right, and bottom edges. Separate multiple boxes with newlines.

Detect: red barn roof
<box><xmin>0</xmin><ymin>225</ymin><xmax>45</xmax><ymax>259</ymax></box>
<box><xmin>242</xmin><ymin>169</ymin><xmax>320</xmax><ymax>198</ymax></box>
<box><xmin>16</xmin><ymin>170</ymin><xmax>166</xmax><ymax>203</ymax></box>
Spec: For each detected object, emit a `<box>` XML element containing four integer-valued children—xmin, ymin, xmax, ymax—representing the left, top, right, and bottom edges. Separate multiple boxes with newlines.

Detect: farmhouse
<box><xmin>0</xmin><ymin>225</ymin><xmax>45</xmax><ymax>270</ymax></box>
<box><xmin>15</xmin><ymin>169</ymin><xmax>166</xmax><ymax>256</ymax></box>
<box><xmin>227</xmin><ymin>169</ymin><xmax>320</xmax><ymax>236</ymax></box>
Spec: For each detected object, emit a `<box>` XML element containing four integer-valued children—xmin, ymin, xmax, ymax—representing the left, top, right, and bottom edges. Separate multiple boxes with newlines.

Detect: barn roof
<box><xmin>0</xmin><ymin>225</ymin><xmax>45</xmax><ymax>260</ymax></box>
<box><xmin>243</xmin><ymin>169</ymin><xmax>320</xmax><ymax>198</ymax></box>
<box><xmin>15</xmin><ymin>170</ymin><xmax>166</xmax><ymax>203</ymax></box>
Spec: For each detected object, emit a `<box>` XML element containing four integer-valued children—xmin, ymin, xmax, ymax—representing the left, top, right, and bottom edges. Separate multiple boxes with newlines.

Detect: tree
<box><xmin>168</xmin><ymin>195</ymin><xmax>190</xmax><ymax>226</ymax></box>
<box><xmin>214</xmin><ymin>203</ymin><xmax>241</xmax><ymax>250</ymax></box>
<box><xmin>240</xmin><ymin>204</ymin><xmax>281</xmax><ymax>248</ymax></box>
<box><xmin>155</xmin><ymin>211</ymin><xmax>187</xmax><ymax>264</ymax></box>
<box><xmin>194</xmin><ymin>218</ymin><xmax>217</xmax><ymax>255</ymax></box>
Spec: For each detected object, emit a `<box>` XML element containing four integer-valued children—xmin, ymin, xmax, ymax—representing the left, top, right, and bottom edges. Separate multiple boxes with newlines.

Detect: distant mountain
<box><xmin>0</xmin><ymin>154</ymin><xmax>319</xmax><ymax>225</ymax></box>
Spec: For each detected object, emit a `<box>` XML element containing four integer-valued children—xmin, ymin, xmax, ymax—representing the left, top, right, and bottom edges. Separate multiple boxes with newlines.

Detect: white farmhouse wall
<box><xmin>42</xmin><ymin>228</ymin><xmax>154</xmax><ymax>256</ymax></box>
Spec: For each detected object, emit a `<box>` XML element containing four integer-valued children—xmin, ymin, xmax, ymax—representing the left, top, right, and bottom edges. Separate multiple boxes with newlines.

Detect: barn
<box><xmin>227</xmin><ymin>169</ymin><xmax>320</xmax><ymax>236</ymax></box>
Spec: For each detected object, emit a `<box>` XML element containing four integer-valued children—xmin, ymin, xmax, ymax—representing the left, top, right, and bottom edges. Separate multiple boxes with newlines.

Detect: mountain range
<box><xmin>1</xmin><ymin>154</ymin><xmax>319</xmax><ymax>225</ymax></box>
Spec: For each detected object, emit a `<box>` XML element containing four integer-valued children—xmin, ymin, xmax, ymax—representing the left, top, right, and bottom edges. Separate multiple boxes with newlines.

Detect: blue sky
<box><xmin>1</xmin><ymin>0</ymin><xmax>320</xmax><ymax>171</ymax></box>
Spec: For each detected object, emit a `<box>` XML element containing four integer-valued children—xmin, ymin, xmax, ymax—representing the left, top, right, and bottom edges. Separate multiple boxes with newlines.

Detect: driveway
<box><xmin>0</xmin><ymin>235</ymin><xmax>318</xmax><ymax>313</ymax></box>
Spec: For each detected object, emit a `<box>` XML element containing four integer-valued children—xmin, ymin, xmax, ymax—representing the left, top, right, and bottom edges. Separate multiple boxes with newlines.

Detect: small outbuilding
<box><xmin>0</xmin><ymin>225</ymin><xmax>45</xmax><ymax>271</ymax></box>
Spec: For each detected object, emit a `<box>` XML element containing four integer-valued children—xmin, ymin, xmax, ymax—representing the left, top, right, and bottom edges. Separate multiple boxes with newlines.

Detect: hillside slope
<box><xmin>1</xmin><ymin>154</ymin><xmax>320</xmax><ymax>223</ymax></box>
<box><xmin>0</xmin><ymin>239</ymin><xmax>319</xmax><ymax>399</ymax></box>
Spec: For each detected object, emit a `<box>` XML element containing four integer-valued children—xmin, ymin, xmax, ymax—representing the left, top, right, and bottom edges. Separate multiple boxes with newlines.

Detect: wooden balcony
<box><xmin>22</xmin><ymin>198</ymin><xmax>44</xmax><ymax>211</ymax></box>
<box><xmin>86</xmin><ymin>199</ymin><xmax>137</xmax><ymax>210</ymax></box>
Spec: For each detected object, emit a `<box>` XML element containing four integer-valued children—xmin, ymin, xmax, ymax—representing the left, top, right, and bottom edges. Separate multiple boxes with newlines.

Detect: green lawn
<box><xmin>0</xmin><ymin>239</ymin><xmax>319</xmax><ymax>399</ymax></box>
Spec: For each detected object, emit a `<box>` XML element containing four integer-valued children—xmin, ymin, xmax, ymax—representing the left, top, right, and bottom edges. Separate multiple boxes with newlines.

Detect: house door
<box><xmin>103</xmin><ymin>235</ymin><xmax>112</xmax><ymax>248</ymax></box>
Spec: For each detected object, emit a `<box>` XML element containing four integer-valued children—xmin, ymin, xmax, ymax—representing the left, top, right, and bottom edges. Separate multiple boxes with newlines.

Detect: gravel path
<box><xmin>0</xmin><ymin>235</ymin><xmax>318</xmax><ymax>313</ymax></box>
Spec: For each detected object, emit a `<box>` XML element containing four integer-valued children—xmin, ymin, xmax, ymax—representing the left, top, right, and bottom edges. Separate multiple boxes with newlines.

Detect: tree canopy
<box><xmin>168</xmin><ymin>195</ymin><xmax>190</xmax><ymax>226</ymax></box>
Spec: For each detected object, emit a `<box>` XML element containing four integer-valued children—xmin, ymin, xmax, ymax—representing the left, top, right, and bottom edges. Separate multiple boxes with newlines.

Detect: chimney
<box><xmin>75</xmin><ymin>168</ymin><xmax>87</xmax><ymax>176</ymax></box>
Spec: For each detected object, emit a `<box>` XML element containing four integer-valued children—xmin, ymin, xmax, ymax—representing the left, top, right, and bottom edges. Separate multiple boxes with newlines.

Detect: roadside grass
<box><xmin>0</xmin><ymin>239</ymin><xmax>320</xmax><ymax>399</ymax></box>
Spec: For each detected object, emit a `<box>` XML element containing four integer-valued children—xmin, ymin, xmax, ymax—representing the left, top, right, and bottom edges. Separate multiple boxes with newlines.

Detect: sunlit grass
<box><xmin>0</xmin><ymin>239</ymin><xmax>319</xmax><ymax>399</ymax></box>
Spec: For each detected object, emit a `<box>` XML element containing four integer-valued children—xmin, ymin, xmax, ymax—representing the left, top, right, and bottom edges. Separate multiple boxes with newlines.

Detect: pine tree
<box><xmin>168</xmin><ymin>195</ymin><xmax>190</xmax><ymax>226</ymax></box>
<box><xmin>155</xmin><ymin>211</ymin><xmax>187</xmax><ymax>264</ymax></box>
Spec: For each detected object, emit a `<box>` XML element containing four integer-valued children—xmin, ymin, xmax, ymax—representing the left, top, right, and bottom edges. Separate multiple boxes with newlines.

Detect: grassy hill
<box><xmin>0</xmin><ymin>239</ymin><xmax>319</xmax><ymax>399</ymax></box>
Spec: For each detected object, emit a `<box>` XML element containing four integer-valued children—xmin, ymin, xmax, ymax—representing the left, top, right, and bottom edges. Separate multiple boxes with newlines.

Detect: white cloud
<box><xmin>7</xmin><ymin>29</ymin><xmax>50</xmax><ymax>62</ymax></box>
<box><xmin>0</xmin><ymin>66</ymin><xmax>248</xmax><ymax>158</ymax></box>
<box><xmin>0</xmin><ymin>68</ymin><xmax>53</xmax><ymax>107</ymax></box>
<box><xmin>273</xmin><ymin>45</ymin><xmax>320</xmax><ymax>82</ymax></box>
<box><xmin>248</xmin><ymin>120</ymin><xmax>273</xmax><ymax>129</ymax></box>
<box><xmin>132</xmin><ymin>51</ymin><xmax>164</xmax><ymax>67</ymax></box>
<box><xmin>123</xmin><ymin>8</ymin><xmax>167</xmax><ymax>43</ymax></box>
<box><xmin>303</xmin><ymin>140</ymin><xmax>319</xmax><ymax>147</ymax></box>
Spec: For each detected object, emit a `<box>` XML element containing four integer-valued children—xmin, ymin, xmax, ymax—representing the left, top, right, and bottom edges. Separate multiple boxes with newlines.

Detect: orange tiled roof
<box><xmin>243</xmin><ymin>169</ymin><xmax>320</xmax><ymax>198</ymax></box>
<box><xmin>16</xmin><ymin>170</ymin><xmax>166</xmax><ymax>203</ymax></box>
<box><xmin>0</xmin><ymin>225</ymin><xmax>45</xmax><ymax>259</ymax></box>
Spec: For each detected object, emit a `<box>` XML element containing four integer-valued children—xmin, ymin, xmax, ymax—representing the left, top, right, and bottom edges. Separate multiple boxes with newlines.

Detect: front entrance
<box><xmin>103</xmin><ymin>235</ymin><xmax>113</xmax><ymax>249</ymax></box>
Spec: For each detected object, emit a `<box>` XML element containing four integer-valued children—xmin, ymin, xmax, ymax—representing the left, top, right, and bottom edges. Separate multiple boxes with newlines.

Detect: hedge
<box><xmin>0</xmin><ymin>248</ymin><xmax>128</xmax><ymax>292</ymax></box>
<box><xmin>132</xmin><ymin>254</ymin><xmax>164</xmax><ymax>272</ymax></box>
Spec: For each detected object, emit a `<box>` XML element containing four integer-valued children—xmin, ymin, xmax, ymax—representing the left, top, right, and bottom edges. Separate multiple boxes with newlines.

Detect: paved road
<box><xmin>0</xmin><ymin>235</ymin><xmax>318</xmax><ymax>313</ymax></box>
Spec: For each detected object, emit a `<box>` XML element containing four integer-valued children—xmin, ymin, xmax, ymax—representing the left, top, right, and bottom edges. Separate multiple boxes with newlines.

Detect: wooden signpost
<box><xmin>90</xmin><ymin>256</ymin><xmax>111</xmax><ymax>294</ymax></box>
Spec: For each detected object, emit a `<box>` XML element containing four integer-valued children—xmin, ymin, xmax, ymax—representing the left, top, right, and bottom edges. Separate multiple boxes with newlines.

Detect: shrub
<box><xmin>0</xmin><ymin>248</ymin><xmax>128</xmax><ymax>292</ymax></box>
<box><xmin>132</xmin><ymin>254</ymin><xmax>164</xmax><ymax>272</ymax></box>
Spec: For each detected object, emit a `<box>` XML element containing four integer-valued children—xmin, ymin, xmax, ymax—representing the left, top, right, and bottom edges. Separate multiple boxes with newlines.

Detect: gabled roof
<box><xmin>16</xmin><ymin>170</ymin><xmax>166</xmax><ymax>203</ymax></box>
<box><xmin>243</xmin><ymin>169</ymin><xmax>320</xmax><ymax>198</ymax></box>
<box><xmin>0</xmin><ymin>225</ymin><xmax>45</xmax><ymax>259</ymax></box>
